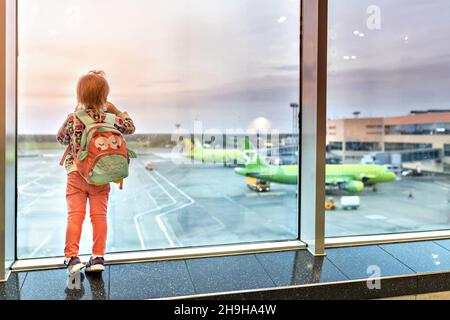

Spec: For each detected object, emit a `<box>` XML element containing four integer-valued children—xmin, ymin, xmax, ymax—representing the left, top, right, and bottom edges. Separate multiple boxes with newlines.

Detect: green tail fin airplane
<box><xmin>235</xmin><ymin>145</ymin><xmax>397</xmax><ymax>193</ymax></box>
<box><xmin>182</xmin><ymin>137</ymin><xmax>248</xmax><ymax>165</ymax></box>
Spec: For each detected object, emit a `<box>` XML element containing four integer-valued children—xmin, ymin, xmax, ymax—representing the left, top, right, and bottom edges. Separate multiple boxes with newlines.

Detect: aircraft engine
<box><xmin>345</xmin><ymin>180</ymin><xmax>365</xmax><ymax>193</ymax></box>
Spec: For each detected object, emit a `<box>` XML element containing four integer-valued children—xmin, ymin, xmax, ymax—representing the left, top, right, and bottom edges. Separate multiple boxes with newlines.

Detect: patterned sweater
<box><xmin>57</xmin><ymin>109</ymin><xmax>136</xmax><ymax>173</ymax></box>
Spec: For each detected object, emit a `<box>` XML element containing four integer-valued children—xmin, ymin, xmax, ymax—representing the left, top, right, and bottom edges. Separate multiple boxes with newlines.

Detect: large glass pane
<box><xmin>4</xmin><ymin>0</ymin><xmax>17</xmax><ymax>271</ymax></box>
<box><xmin>17</xmin><ymin>0</ymin><xmax>300</xmax><ymax>258</ymax></box>
<box><xmin>327</xmin><ymin>0</ymin><xmax>450</xmax><ymax>237</ymax></box>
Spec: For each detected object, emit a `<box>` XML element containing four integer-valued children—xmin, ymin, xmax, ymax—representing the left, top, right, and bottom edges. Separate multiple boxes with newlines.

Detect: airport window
<box><xmin>445</xmin><ymin>163</ymin><xmax>450</xmax><ymax>173</ymax></box>
<box><xmin>17</xmin><ymin>0</ymin><xmax>301</xmax><ymax>258</ymax></box>
<box><xmin>385</xmin><ymin>122</ymin><xmax>450</xmax><ymax>136</ymax></box>
<box><xmin>367</xmin><ymin>131</ymin><xmax>383</xmax><ymax>136</ymax></box>
<box><xmin>385</xmin><ymin>143</ymin><xmax>433</xmax><ymax>152</ymax></box>
<box><xmin>445</xmin><ymin>145</ymin><xmax>450</xmax><ymax>157</ymax></box>
<box><xmin>328</xmin><ymin>142</ymin><xmax>343</xmax><ymax>151</ymax></box>
<box><xmin>400</xmin><ymin>149</ymin><xmax>441</xmax><ymax>163</ymax></box>
<box><xmin>345</xmin><ymin>142</ymin><xmax>381</xmax><ymax>152</ymax></box>
<box><xmin>326</xmin><ymin>0</ymin><xmax>450</xmax><ymax>238</ymax></box>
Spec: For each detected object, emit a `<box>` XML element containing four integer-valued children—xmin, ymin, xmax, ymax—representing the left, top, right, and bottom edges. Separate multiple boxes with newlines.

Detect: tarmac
<box><xmin>17</xmin><ymin>148</ymin><xmax>450</xmax><ymax>259</ymax></box>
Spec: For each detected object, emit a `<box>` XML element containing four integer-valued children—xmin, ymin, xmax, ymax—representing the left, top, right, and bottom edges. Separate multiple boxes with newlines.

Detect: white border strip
<box><xmin>12</xmin><ymin>231</ymin><xmax>450</xmax><ymax>272</ymax></box>
<box><xmin>12</xmin><ymin>241</ymin><xmax>305</xmax><ymax>272</ymax></box>
<box><xmin>326</xmin><ymin>230</ymin><xmax>450</xmax><ymax>248</ymax></box>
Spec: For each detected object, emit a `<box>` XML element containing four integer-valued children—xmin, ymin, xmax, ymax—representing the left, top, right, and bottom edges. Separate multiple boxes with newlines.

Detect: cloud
<box><xmin>272</xmin><ymin>65</ymin><xmax>299</xmax><ymax>72</ymax></box>
<box><xmin>328</xmin><ymin>58</ymin><xmax>450</xmax><ymax>117</ymax></box>
<box><xmin>326</xmin><ymin>0</ymin><xmax>450</xmax><ymax>118</ymax></box>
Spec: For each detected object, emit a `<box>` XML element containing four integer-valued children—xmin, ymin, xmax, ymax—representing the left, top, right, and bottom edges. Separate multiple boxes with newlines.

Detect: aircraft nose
<box><xmin>386</xmin><ymin>172</ymin><xmax>397</xmax><ymax>181</ymax></box>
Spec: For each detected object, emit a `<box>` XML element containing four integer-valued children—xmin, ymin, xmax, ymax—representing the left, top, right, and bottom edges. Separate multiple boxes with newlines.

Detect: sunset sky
<box><xmin>18</xmin><ymin>0</ymin><xmax>450</xmax><ymax>134</ymax></box>
<box><xmin>19</xmin><ymin>0</ymin><xmax>300</xmax><ymax>134</ymax></box>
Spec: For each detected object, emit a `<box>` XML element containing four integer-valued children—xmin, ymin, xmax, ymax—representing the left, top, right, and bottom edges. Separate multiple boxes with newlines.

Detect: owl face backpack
<box><xmin>61</xmin><ymin>110</ymin><xmax>137</xmax><ymax>189</ymax></box>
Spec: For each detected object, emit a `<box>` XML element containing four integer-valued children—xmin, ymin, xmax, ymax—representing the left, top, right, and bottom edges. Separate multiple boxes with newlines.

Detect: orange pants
<box><xmin>65</xmin><ymin>171</ymin><xmax>110</xmax><ymax>258</ymax></box>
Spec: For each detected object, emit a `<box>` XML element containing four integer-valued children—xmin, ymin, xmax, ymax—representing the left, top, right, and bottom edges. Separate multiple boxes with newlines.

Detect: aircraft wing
<box><xmin>244</xmin><ymin>172</ymin><xmax>263</xmax><ymax>179</ymax></box>
<box><xmin>326</xmin><ymin>177</ymin><xmax>351</xmax><ymax>185</ymax></box>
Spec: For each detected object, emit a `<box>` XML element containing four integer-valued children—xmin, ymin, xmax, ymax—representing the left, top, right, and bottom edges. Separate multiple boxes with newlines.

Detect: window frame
<box><xmin>0</xmin><ymin>0</ymin><xmax>17</xmax><ymax>282</ymax></box>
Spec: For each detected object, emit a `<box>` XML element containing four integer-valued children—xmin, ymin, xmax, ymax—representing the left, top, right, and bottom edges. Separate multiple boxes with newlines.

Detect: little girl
<box><xmin>57</xmin><ymin>70</ymin><xmax>136</xmax><ymax>274</ymax></box>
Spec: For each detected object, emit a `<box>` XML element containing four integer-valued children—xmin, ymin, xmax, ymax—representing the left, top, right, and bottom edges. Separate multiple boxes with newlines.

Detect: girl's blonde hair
<box><xmin>76</xmin><ymin>70</ymin><xmax>110</xmax><ymax>111</ymax></box>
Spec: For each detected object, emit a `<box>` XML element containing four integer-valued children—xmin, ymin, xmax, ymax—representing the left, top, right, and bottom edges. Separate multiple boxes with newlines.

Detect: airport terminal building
<box><xmin>327</xmin><ymin>110</ymin><xmax>450</xmax><ymax>173</ymax></box>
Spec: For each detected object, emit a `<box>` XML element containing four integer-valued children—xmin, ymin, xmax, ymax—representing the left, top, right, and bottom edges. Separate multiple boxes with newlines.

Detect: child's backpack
<box><xmin>61</xmin><ymin>111</ymin><xmax>137</xmax><ymax>189</ymax></box>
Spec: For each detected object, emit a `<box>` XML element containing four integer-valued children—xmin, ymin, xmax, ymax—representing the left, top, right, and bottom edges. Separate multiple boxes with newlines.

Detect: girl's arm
<box><xmin>106</xmin><ymin>102</ymin><xmax>136</xmax><ymax>135</ymax></box>
<box><xmin>56</xmin><ymin>115</ymin><xmax>73</xmax><ymax>146</ymax></box>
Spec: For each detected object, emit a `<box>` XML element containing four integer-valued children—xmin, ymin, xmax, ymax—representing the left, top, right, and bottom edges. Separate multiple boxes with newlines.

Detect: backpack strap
<box><xmin>105</xmin><ymin>113</ymin><xmax>116</xmax><ymax>126</ymax></box>
<box><xmin>75</xmin><ymin>110</ymin><xmax>96</xmax><ymax>127</ymax></box>
<box><xmin>59</xmin><ymin>146</ymin><xmax>71</xmax><ymax>166</ymax></box>
<box><xmin>59</xmin><ymin>113</ymin><xmax>77</xmax><ymax>166</ymax></box>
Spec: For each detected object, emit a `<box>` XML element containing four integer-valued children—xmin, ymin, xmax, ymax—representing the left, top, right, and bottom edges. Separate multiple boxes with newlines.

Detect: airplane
<box><xmin>235</xmin><ymin>153</ymin><xmax>397</xmax><ymax>193</ymax></box>
<box><xmin>180</xmin><ymin>137</ymin><xmax>249</xmax><ymax>166</ymax></box>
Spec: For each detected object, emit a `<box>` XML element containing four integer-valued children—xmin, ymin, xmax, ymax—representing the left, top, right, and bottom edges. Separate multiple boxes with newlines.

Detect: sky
<box><xmin>327</xmin><ymin>0</ymin><xmax>450</xmax><ymax>119</ymax></box>
<box><xmin>18</xmin><ymin>0</ymin><xmax>450</xmax><ymax>134</ymax></box>
<box><xmin>18</xmin><ymin>0</ymin><xmax>300</xmax><ymax>134</ymax></box>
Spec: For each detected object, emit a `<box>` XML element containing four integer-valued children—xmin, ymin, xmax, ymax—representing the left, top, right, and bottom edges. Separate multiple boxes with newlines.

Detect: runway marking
<box><xmin>223</xmin><ymin>195</ymin><xmax>251</xmax><ymax>212</ymax></box>
<box><xmin>406</xmin><ymin>180</ymin><xmax>450</xmax><ymax>192</ymax></box>
<box><xmin>245</xmin><ymin>192</ymin><xmax>288</xmax><ymax>198</ymax></box>
<box><xmin>190</xmin><ymin>197</ymin><xmax>227</xmax><ymax>230</ymax></box>
<box><xmin>18</xmin><ymin>197</ymin><xmax>43</xmax><ymax>216</ymax></box>
<box><xmin>152</xmin><ymin>169</ymin><xmax>196</xmax><ymax>246</ymax></box>
<box><xmin>17</xmin><ymin>156</ymin><xmax>195</xmax><ymax>254</ymax></box>
<box><xmin>18</xmin><ymin>172</ymin><xmax>63</xmax><ymax>198</ymax></box>
<box><xmin>224</xmin><ymin>194</ymin><xmax>297</xmax><ymax>235</ymax></box>
<box><xmin>110</xmin><ymin>184</ymin><xmax>169</xmax><ymax>203</ymax></box>
<box><xmin>133</xmin><ymin>196</ymin><xmax>153</xmax><ymax>250</ymax></box>
<box><xmin>132</xmin><ymin>161</ymin><xmax>195</xmax><ymax>249</ymax></box>
<box><xmin>134</xmin><ymin>178</ymin><xmax>177</xmax><ymax>249</ymax></box>
<box><xmin>434</xmin><ymin>182</ymin><xmax>450</xmax><ymax>190</ymax></box>
<box><xmin>279</xmin><ymin>224</ymin><xmax>297</xmax><ymax>235</ymax></box>
<box><xmin>155</xmin><ymin>200</ymin><xmax>195</xmax><ymax>247</ymax></box>
<box><xmin>18</xmin><ymin>174</ymin><xmax>47</xmax><ymax>190</ymax></box>
<box><xmin>153</xmin><ymin>170</ymin><xmax>195</xmax><ymax>204</ymax></box>
<box><xmin>29</xmin><ymin>232</ymin><xmax>54</xmax><ymax>258</ymax></box>
<box><xmin>153</xmin><ymin>171</ymin><xmax>195</xmax><ymax>247</ymax></box>
<box><xmin>155</xmin><ymin>215</ymin><xmax>175</xmax><ymax>247</ymax></box>
<box><xmin>148</xmin><ymin>172</ymin><xmax>177</xmax><ymax>205</ymax></box>
<box><xmin>364</xmin><ymin>215</ymin><xmax>388</xmax><ymax>220</ymax></box>
<box><xmin>133</xmin><ymin>164</ymin><xmax>178</xmax><ymax>249</ymax></box>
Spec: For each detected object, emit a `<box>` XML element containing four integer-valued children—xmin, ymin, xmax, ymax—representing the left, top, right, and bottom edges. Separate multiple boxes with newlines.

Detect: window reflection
<box><xmin>327</xmin><ymin>0</ymin><xmax>450</xmax><ymax>237</ymax></box>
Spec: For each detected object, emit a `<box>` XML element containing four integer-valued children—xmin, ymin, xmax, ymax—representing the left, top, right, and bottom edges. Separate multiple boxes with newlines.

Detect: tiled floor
<box><xmin>1</xmin><ymin>239</ymin><xmax>450</xmax><ymax>300</ymax></box>
<box><xmin>109</xmin><ymin>260</ymin><xmax>196</xmax><ymax>300</ymax></box>
<box><xmin>326</xmin><ymin>245</ymin><xmax>415</xmax><ymax>279</ymax></box>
